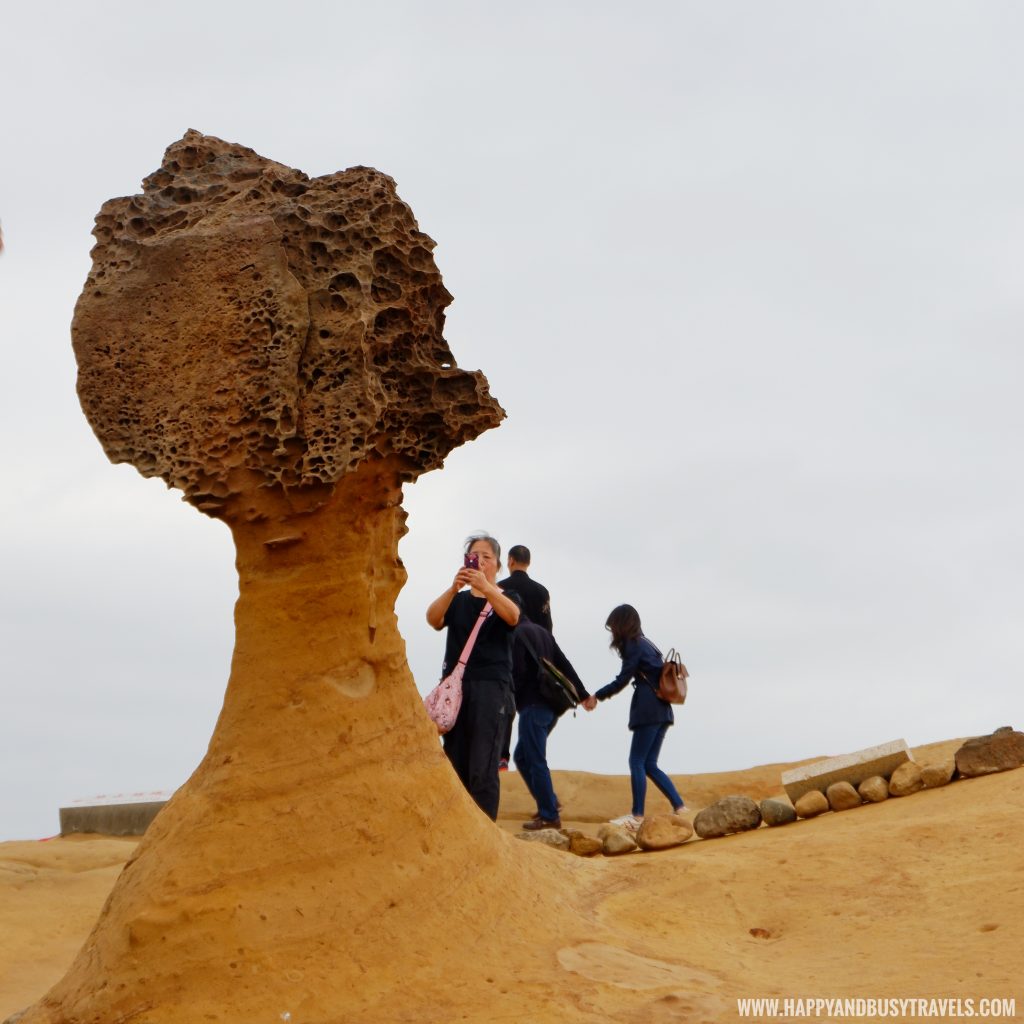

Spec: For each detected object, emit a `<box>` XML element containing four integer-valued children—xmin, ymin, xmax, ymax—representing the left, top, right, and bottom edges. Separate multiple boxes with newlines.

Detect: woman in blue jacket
<box><xmin>583</xmin><ymin>604</ymin><xmax>685</xmax><ymax>831</ymax></box>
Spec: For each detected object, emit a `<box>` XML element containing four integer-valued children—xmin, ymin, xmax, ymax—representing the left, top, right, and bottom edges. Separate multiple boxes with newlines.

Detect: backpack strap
<box><xmin>517</xmin><ymin>627</ymin><xmax>581</xmax><ymax>712</ymax></box>
<box><xmin>515</xmin><ymin>624</ymin><xmax>546</xmax><ymax>669</ymax></box>
<box><xmin>641</xmin><ymin>635</ymin><xmax>663</xmax><ymax>659</ymax></box>
<box><xmin>635</xmin><ymin>635</ymin><xmax>664</xmax><ymax>692</ymax></box>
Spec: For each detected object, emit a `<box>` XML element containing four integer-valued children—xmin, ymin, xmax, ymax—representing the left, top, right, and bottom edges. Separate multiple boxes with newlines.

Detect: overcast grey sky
<box><xmin>1</xmin><ymin>2</ymin><xmax>1021</xmax><ymax>841</ymax></box>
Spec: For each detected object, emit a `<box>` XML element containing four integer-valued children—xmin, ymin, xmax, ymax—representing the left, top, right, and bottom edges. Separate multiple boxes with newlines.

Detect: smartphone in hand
<box><xmin>464</xmin><ymin>553</ymin><xmax>479</xmax><ymax>570</ymax></box>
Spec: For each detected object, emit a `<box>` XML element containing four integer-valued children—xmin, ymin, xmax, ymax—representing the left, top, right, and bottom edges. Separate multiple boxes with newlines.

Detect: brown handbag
<box><xmin>655</xmin><ymin>648</ymin><xmax>689</xmax><ymax>705</ymax></box>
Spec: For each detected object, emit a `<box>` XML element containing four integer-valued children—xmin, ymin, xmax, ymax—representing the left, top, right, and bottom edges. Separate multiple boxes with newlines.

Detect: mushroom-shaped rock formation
<box><xmin>22</xmin><ymin>133</ymin><xmax>590</xmax><ymax>1024</ymax></box>
<box><xmin>74</xmin><ymin>130</ymin><xmax>502</xmax><ymax>519</ymax></box>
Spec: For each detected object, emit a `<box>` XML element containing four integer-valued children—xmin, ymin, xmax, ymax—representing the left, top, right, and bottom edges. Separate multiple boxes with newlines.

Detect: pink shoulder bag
<box><xmin>423</xmin><ymin>602</ymin><xmax>492</xmax><ymax>734</ymax></box>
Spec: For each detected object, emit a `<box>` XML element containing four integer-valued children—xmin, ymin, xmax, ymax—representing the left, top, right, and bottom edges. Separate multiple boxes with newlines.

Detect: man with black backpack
<box><xmin>512</xmin><ymin>615</ymin><xmax>591</xmax><ymax>830</ymax></box>
<box><xmin>497</xmin><ymin>545</ymin><xmax>553</xmax><ymax>771</ymax></box>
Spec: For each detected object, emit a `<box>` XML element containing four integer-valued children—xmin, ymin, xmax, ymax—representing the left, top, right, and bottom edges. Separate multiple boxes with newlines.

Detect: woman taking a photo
<box><xmin>426</xmin><ymin>533</ymin><xmax>521</xmax><ymax>820</ymax></box>
<box><xmin>582</xmin><ymin>604</ymin><xmax>685</xmax><ymax>830</ymax></box>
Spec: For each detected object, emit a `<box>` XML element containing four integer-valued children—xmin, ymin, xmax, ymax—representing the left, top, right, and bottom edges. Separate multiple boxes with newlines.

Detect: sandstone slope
<box><xmin>3</xmin><ymin>752</ymin><xmax>1021</xmax><ymax>1023</ymax></box>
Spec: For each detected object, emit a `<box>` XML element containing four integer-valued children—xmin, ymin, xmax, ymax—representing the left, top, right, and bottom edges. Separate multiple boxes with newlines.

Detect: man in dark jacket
<box><xmin>497</xmin><ymin>545</ymin><xmax>553</xmax><ymax>770</ymax></box>
<box><xmin>499</xmin><ymin>545</ymin><xmax>552</xmax><ymax>632</ymax></box>
<box><xmin>513</xmin><ymin>617</ymin><xmax>590</xmax><ymax>830</ymax></box>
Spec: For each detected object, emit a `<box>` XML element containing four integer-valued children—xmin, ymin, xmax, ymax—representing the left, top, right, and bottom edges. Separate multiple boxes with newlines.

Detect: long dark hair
<box><xmin>606</xmin><ymin>604</ymin><xmax>642</xmax><ymax>656</ymax></box>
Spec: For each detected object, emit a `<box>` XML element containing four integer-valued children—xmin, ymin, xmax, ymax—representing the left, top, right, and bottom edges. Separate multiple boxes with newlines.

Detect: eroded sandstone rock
<box><xmin>73</xmin><ymin>129</ymin><xmax>503</xmax><ymax>522</ymax></box>
<box><xmin>23</xmin><ymin>133</ymin><xmax>590</xmax><ymax>1024</ymax></box>
<box><xmin>954</xmin><ymin>727</ymin><xmax>1024</xmax><ymax>778</ymax></box>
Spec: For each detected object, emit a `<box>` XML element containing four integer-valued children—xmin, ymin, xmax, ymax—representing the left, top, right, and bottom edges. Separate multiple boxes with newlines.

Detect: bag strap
<box><xmin>666</xmin><ymin>648</ymin><xmax>688</xmax><ymax>678</ymax></box>
<box><xmin>517</xmin><ymin>627</ymin><xmax>581</xmax><ymax>710</ymax></box>
<box><xmin>456</xmin><ymin>602</ymin><xmax>493</xmax><ymax>667</ymax></box>
<box><xmin>642</xmin><ymin>635</ymin><xmax>664</xmax><ymax>660</ymax></box>
<box><xmin>515</xmin><ymin>624</ymin><xmax>546</xmax><ymax>670</ymax></box>
<box><xmin>636</xmin><ymin>635</ymin><xmax>663</xmax><ymax>690</ymax></box>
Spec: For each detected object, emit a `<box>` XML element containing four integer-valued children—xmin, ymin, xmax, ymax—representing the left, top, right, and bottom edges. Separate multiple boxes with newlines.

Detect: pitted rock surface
<box><xmin>73</xmin><ymin>130</ymin><xmax>503</xmax><ymax>520</ymax></box>
<box><xmin>28</xmin><ymin>135</ymin><xmax>588</xmax><ymax>1024</ymax></box>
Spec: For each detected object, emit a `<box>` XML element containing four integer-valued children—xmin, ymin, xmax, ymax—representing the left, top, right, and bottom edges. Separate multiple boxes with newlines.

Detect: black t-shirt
<box><xmin>442</xmin><ymin>590</ymin><xmax>522</xmax><ymax>684</ymax></box>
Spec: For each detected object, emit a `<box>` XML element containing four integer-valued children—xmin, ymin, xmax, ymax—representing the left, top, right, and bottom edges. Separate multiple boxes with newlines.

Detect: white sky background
<box><xmin>1</xmin><ymin>2</ymin><xmax>1021</xmax><ymax>841</ymax></box>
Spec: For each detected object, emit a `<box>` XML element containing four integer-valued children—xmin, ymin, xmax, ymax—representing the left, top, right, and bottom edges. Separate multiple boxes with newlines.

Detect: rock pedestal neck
<box><xmin>24</xmin><ymin>133</ymin><xmax>585</xmax><ymax>1024</ymax></box>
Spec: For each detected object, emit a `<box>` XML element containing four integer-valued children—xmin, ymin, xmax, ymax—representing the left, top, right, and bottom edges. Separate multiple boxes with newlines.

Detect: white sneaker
<box><xmin>609</xmin><ymin>814</ymin><xmax>643</xmax><ymax>832</ymax></box>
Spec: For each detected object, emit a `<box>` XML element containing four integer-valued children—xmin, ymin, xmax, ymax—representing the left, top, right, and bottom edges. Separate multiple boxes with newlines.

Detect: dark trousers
<box><xmin>442</xmin><ymin>678</ymin><xmax>514</xmax><ymax>820</ymax></box>
<box><xmin>628</xmin><ymin>723</ymin><xmax>684</xmax><ymax>816</ymax></box>
<box><xmin>513</xmin><ymin>703</ymin><xmax>559</xmax><ymax>821</ymax></box>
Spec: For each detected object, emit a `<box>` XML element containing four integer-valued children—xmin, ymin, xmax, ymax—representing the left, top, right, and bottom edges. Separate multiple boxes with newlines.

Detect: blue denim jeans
<box><xmin>629</xmin><ymin>723</ymin><xmax>684</xmax><ymax>816</ymax></box>
<box><xmin>513</xmin><ymin>703</ymin><xmax>560</xmax><ymax>821</ymax></box>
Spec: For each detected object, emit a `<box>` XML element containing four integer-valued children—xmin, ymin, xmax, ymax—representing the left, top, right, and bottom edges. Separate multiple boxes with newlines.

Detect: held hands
<box><xmin>582</xmin><ymin>696</ymin><xmax>598</xmax><ymax>712</ymax></box>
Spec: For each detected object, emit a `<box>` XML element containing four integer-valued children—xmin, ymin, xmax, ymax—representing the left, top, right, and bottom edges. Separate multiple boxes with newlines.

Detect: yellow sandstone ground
<box><xmin>2</xmin><ymin>739</ymin><xmax>1021</xmax><ymax>1023</ymax></box>
<box><xmin>48</xmin><ymin>133</ymin><xmax>1021</xmax><ymax>1022</ymax></box>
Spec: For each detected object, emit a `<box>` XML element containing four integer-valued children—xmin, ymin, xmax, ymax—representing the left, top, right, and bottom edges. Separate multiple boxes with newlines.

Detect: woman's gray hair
<box><xmin>464</xmin><ymin>532</ymin><xmax>501</xmax><ymax>561</ymax></box>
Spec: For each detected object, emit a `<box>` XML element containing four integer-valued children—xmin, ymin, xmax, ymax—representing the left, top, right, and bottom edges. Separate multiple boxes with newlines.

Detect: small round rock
<box><xmin>693</xmin><ymin>796</ymin><xmax>762</xmax><ymax>839</ymax></box>
<box><xmin>858</xmin><ymin>776</ymin><xmax>889</xmax><ymax>803</ymax></box>
<box><xmin>889</xmin><ymin>761</ymin><xmax>924</xmax><ymax>797</ymax></box>
<box><xmin>599</xmin><ymin>825</ymin><xmax>638</xmax><ymax>855</ymax></box>
<box><xmin>636</xmin><ymin>814</ymin><xmax>694</xmax><ymax>850</ymax></box>
<box><xmin>827</xmin><ymin>781</ymin><xmax>862</xmax><ymax>811</ymax></box>
<box><xmin>567</xmin><ymin>832</ymin><xmax>603</xmax><ymax>857</ymax></box>
<box><xmin>794</xmin><ymin>790</ymin><xmax>829</xmax><ymax>818</ymax></box>
<box><xmin>921</xmin><ymin>761</ymin><xmax>955</xmax><ymax>789</ymax></box>
<box><xmin>759</xmin><ymin>799</ymin><xmax>797</xmax><ymax>827</ymax></box>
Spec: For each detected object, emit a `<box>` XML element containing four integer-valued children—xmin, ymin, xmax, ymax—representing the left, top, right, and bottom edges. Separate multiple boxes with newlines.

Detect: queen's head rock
<box><xmin>73</xmin><ymin>129</ymin><xmax>503</xmax><ymax>523</ymax></box>
<box><xmin>22</xmin><ymin>134</ymin><xmax>590</xmax><ymax>1024</ymax></box>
